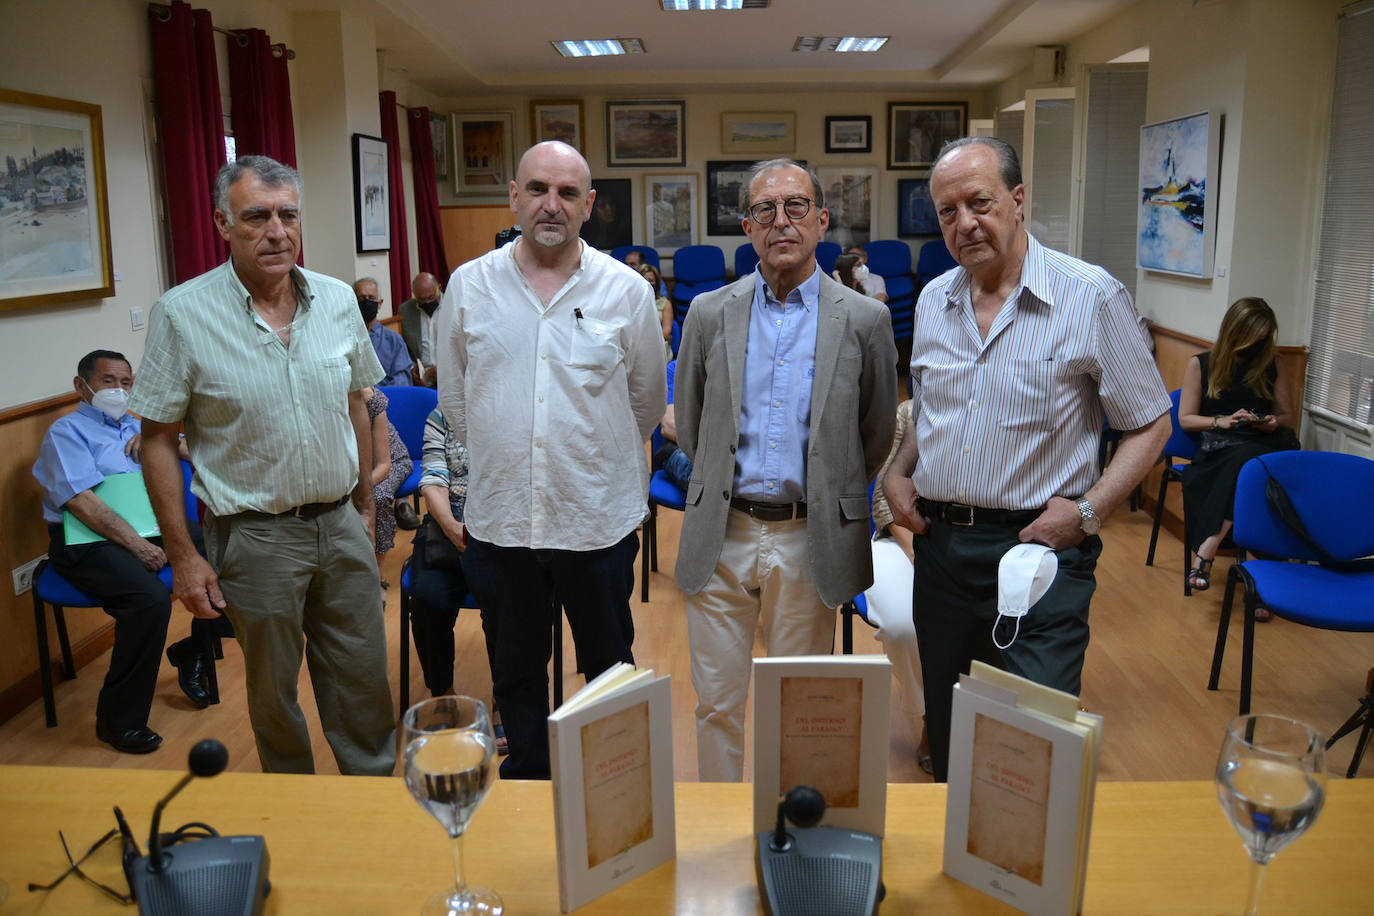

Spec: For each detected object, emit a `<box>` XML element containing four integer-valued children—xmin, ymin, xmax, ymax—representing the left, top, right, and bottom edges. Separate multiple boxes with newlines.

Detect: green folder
<box><xmin>63</xmin><ymin>472</ymin><xmax>161</xmax><ymax>546</ymax></box>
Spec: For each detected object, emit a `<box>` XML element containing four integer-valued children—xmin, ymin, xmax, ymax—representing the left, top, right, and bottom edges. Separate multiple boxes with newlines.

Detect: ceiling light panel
<box><xmin>552</xmin><ymin>38</ymin><xmax>647</xmax><ymax>58</ymax></box>
<box><xmin>793</xmin><ymin>36</ymin><xmax>888</xmax><ymax>53</ymax></box>
<box><xmin>661</xmin><ymin>0</ymin><xmax>767</xmax><ymax>9</ymax></box>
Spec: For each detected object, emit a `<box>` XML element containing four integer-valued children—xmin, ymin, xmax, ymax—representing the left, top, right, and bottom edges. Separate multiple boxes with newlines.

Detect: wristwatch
<box><xmin>1075</xmin><ymin>498</ymin><xmax>1101</xmax><ymax>536</ymax></box>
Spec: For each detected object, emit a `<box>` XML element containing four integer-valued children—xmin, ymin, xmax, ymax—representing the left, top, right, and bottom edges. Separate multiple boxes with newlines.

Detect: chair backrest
<box><xmin>864</xmin><ymin>240</ymin><xmax>913</xmax><ymax>278</ymax></box>
<box><xmin>915</xmin><ymin>239</ymin><xmax>958</xmax><ymax>289</ymax></box>
<box><xmin>673</xmin><ymin>245</ymin><xmax>727</xmax><ymax>283</ymax></box>
<box><xmin>734</xmin><ymin>242</ymin><xmax>759</xmax><ymax>279</ymax></box>
<box><xmin>611</xmin><ymin>245</ymin><xmax>660</xmax><ymax>269</ymax></box>
<box><xmin>1232</xmin><ymin>450</ymin><xmax>1374</xmax><ymax>562</ymax></box>
<box><xmin>379</xmin><ymin>385</ymin><xmax>438</xmax><ymax>459</ymax></box>
<box><xmin>1163</xmin><ymin>389</ymin><xmax>1199</xmax><ymax>462</ymax></box>
<box><xmin>816</xmin><ymin>241</ymin><xmax>842</xmax><ymax>276</ymax></box>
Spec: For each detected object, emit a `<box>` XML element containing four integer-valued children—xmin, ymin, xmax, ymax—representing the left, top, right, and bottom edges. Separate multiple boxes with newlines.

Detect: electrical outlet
<box><xmin>13</xmin><ymin>556</ymin><xmax>45</xmax><ymax>596</ymax></box>
<box><xmin>130</xmin><ymin>306</ymin><xmax>146</xmax><ymax>331</ymax></box>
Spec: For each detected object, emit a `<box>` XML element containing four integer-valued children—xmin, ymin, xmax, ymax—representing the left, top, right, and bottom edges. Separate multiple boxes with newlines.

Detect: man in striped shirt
<box><xmin>884</xmin><ymin>138</ymin><xmax>1170</xmax><ymax>782</ymax></box>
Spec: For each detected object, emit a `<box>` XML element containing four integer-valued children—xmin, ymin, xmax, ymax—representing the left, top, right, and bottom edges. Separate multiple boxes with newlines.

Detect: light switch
<box><xmin>130</xmin><ymin>307</ymin><xmax>146</xmax><ymax>331</ymax></box>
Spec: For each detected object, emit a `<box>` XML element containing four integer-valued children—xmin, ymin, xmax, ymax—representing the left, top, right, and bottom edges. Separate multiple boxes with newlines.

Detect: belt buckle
<box><xmin>293</xmin><ymin>503</ymin><xmax>308</xmax><ymax>519</ymax></box>
<box><xmin>948</xmin><ymin>503</ymin><xmax>975</xmax><ymax>527</ymax></box>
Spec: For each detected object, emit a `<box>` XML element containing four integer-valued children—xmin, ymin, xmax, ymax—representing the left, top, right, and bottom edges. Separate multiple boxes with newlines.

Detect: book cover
<box><xmin>753</xmin><ymin>655</ymin><xmax>891</xmax><ymax>836</ymax></box>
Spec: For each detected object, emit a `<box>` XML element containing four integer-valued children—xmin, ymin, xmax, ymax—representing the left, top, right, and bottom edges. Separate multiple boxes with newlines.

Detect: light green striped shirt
<box><xmin>130</xmin><ymin>260</ymin><xmax>383</xmax><ymax>516</ymax></box>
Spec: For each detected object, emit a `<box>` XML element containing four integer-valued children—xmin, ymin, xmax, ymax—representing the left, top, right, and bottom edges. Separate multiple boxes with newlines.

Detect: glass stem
<box><xmin>451</xmin><ymin>832</ymin><xmax>469</xmax><ymax>899</ymax></box>
<box><xmin>1242</xmin><ymin>858</ymin><xmax>1266</xmax><ymax>916</ymax></box>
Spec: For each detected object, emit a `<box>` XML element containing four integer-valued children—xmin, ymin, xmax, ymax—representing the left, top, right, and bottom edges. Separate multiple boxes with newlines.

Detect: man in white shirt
<box><xmin>435</xmin><ymin>141</ymin><xmax>666</xmax><ymax>779</ymax></box>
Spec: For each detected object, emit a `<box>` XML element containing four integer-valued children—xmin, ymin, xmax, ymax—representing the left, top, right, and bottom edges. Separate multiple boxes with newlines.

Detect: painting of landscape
<box><xmin>1137</xmin><ymin>111</ymin><xmax>1217</xmax><ymax>277</ymax></box>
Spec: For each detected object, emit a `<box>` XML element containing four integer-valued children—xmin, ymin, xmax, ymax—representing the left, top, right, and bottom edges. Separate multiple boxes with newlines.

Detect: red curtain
<box><xmin>379</xmin><ymin>91</ymin><xmax>412</xmax><ymax>307</ymax></box>
<box><xmin>407</xmin><ymin>106</ymin><xmax>450</xmax><ymax>284</ymax></box>
<box><xmin>226</xmin><ymin>29</ymin><xmax>297</xmax><ymax>167</ymax></box>
<box><xmin>149</xmin><ymin>0</ymin><xmax>227</xmax><ymax>284</ymax></box>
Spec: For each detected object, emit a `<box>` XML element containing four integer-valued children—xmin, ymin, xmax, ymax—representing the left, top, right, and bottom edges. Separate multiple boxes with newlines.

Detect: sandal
<box><xmin>1187</xmin><ymin>557</ymin><xmax>1213</xmax><ymax>591</ymax></box>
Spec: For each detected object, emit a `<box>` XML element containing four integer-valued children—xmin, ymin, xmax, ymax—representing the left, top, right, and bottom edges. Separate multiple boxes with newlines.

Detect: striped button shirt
<box><xmin>129</xmin><ymin>260</ymin><xmax>384</xmax><ymax>516</ymax></box>
<box><xmin>909</xmin><ymin>233</ymin><xmax>1168</xmax><ymax>510</ymax></box>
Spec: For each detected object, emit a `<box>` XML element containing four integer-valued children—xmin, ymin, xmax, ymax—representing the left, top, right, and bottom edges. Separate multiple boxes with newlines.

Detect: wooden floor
<box><xmin>3</xmin><ymin>504</ymin><xmax>1370</xmax><ymax>783</ymax></box>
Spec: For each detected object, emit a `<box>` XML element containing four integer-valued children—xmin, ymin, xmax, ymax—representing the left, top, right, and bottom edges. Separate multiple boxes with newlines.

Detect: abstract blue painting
<box><xmin>1137</xmin><ymin>111</ymin><xmax>1219</xmax><ymax>277</ymax></box>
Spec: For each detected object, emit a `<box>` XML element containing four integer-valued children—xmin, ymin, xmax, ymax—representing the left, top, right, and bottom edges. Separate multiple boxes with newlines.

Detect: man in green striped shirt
<box><xmin>131</xmin><ymin>156</ymin><xmax>395</xmax><ymax>776</ymax></box>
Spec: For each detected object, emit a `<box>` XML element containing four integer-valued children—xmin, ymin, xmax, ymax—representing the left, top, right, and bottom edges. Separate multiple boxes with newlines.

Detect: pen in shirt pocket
<box><xmin>574</xmin><ymin>307</ymin><xmax>585</xmax><ymax>328</ymax></box>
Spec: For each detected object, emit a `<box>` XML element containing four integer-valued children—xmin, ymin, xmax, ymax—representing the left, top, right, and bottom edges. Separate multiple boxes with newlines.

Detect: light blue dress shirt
<box><xmin>732</xmin><ymin>268</ymin><xmax>820</xmax><ymax>503</ymax></box>
<box><xmin>33</xmin><ymin>402</ymin><xmax>141</xmax><ymax>523</ymax></box>
<box><xmin>369</xmin><ymin>321</ymin><xmax>413</xmax><ymax>387</ymax></box>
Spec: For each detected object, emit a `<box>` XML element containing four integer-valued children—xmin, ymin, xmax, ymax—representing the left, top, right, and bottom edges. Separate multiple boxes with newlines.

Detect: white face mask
<box><xmin>993</xmin><ymin>543</ymin><xmax>1058</xmax><ymax>649</ymax></box>
<box><xmin>854</xmin><ymin>263</ymin><xmax>870</xmax><ymax>281</ymax></box>
<box><xmin>86</xmin><ymin>382</ymin><xmax>129</xmax><ymax>421</ymax></box>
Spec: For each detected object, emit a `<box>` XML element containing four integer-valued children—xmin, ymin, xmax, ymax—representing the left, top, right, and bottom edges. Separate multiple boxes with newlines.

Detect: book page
<box><xmin>580</xmin><ymin>700</ymin><xmax>653</xmax><ymax>868</ymax></box>
<box><xmin>966</xmin><ymin>712</ymin><xmax>1052</xmax><ymax>885</ymax></box>
<box><xmin>778</xmin><ymin>676</ymin><xmax>862</xmax><ymax>809</ymax></box>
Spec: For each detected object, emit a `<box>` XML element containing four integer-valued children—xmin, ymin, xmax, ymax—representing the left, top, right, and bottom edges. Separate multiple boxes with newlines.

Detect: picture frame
<box><xmin>644</xmin><ymin>172</ymin><xmax>699</xmax><ymax>255</ymax></box>
<box><xmin>705</xmin><ymin>161</ymin><xmax>755</xmax><ymax>237</ymax></box>
<box><xmin>429</xmin><ymin>111</ymin><xmax>448</xmax><ymax>180</ymax></box>
<box><xmin>352</xmin><ymin>133</ymin><xmax>390</xmax><ymax>253</ymax></box>
<box><xmin>817</xmin><ymin>166</ymin><xmax>877</xmax><ymax>248</ymax></box>
<box><xmin>530</xmin><ymin>99</ymin><xmax>585</xmax><ymax>152</ymax></box>
<box><xmin>606</xmin><ymin>100</ymin><xmax>686</xmax><ymax>167</ymax></box>
<box><xmin>451</xmin><ymin>111</ymin><xmax>515</xmax><ymax>195</ymax></box>
<box><xmin>581</xmin><ymin>177</ymin><xmax>633</xmax><ymax>250</ymax></box>
<box><xmin>1136</xmin><ymin>110</ymin><xmax>1221</xmax><ymax>278</ymax></box>
<box><xmin>825</xmin><ymin>116</ymin><xmax>872</xmax><ymax>154</ymax></box>
<box><xmin>887</xmin><ymin>102</ymin><xmax>969</xmax><ymax>169</ymax></box>
<box><xmin>0</xmin><ymin>89</ymin><xmax>114</xmax><ymax>312</ymax></box>
<box><xmin>721</xmin><ymin>111</ymin><xmax>796</xmax><ymax>154</ymax></box>
<box><xmin>897</xmin><ymin>178</ymin><xmax>940</xmax><ymax>237</ymax></box>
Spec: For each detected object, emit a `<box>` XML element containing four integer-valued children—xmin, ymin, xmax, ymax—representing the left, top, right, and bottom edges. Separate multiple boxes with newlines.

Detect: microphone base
<box><xmin>132</xmin><ymin>835</ymin><xmax>270</xmax><ymax>916</ymax></box>
<box><xmin>755</xmin><ymin>826</ymin><xmax>884</xmax><ymax>916</ymax></box>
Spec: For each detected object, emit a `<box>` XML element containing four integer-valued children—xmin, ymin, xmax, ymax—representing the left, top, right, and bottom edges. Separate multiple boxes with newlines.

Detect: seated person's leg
<box><xmin>408</xmin><ymin>523</ymin><xmax>467</xmax><ymax>697</ymax></box>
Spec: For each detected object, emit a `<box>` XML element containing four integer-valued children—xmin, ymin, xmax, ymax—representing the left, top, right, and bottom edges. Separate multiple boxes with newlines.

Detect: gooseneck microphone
<box><xmin>147</xmin><ymin>739</ymin><xmax>229</xmax><ymax>873</ymax></box>
<box><xmin>756</xmin><ymin>785</ymin><xmax>884</xmax><ymax>916</ymax></box>
<box><xmin>770</xmin><ymin>785</ymin><xmax>826</xmax><ymax>852</ymax></box>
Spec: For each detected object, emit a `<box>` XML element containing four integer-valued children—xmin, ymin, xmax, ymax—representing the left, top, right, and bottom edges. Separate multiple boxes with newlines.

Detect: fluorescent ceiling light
<box><xmin>552</xmin><ymin>38</ymin><xmax>646</xmax><ymax>58</ymax></box>
<box><xmin>662</xmin><ymin>0</ymin><xmax>767</xmax><ymax>9</ymax></box>
<box><xmin>793</xmin><ymin>36</ymin><xmax>888</xmax><ymax>53</ymax></box>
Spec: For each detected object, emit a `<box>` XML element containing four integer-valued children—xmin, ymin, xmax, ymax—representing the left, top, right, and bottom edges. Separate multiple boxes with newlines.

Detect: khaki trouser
<box><xmin>206</xmin><ymin>504</ymin><xmax>396</xmax><ymax>776</ymax></box>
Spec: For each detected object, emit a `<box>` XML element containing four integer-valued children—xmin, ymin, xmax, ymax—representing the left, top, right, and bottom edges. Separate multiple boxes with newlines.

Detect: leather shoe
<box><xmin>395</xmin><ymin>500</ymin><xmax>422</xmax><ymax>530</ymax></box>
<box><xmin>166</xmin><ymin>641</ymin><xmax>211</xmax><ymax>708</ymax></box>
<box><xmin>96</xmin><ymin>722</ymin><xmax>163</xmax><ymax>754</ymax></box>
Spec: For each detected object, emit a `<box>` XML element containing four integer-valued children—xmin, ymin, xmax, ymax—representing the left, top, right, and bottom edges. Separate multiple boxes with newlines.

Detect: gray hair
<box><xmin>353</xmin><ymin>277</ymin><xmax>379</xmax><ymax>295</ymax></box>
<box><xmin>741</xmin><ymin>158</ymin><xmax>825</xmax><ymax>213</ymax></box>
<box><xmin>214</xmin><ymin>155</ymin><xmax>304</xmax><ymax>225</ymax></box>
<box><xmin>932</xmin><ymin>137</ymin><xmax>1022</xmax><ymax>191</ymax></box>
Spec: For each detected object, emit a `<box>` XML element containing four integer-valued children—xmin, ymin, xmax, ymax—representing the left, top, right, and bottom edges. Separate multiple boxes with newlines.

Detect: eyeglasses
<box><xmin>746</xmin><ymin>196</ymin><xmax>815</xmax><ymax>226</ymax></box>
<box><xmin>28</xmin><ymin>808</ymin><xmax>140</xmax><ymax>905</ymax></box>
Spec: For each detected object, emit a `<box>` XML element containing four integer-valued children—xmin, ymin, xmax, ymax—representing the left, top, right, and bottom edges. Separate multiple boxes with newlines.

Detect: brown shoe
<box><xmin>917</xmin><ymin>715</ymin><xmax>933</xmax><ymax>775</ymax></box>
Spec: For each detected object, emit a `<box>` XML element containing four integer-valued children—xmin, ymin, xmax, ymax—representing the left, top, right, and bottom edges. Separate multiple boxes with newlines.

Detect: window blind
<box><xmin>1081</xmin><ymin>66</ymin><xmax>1147</xmax><ymax>298</ymax></box>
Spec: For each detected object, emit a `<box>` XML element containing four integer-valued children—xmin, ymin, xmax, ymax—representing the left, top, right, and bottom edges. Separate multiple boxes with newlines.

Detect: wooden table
<box><xmin>0</xmin><ymin>766</ymin><xmax>1367</xmax><ymax>913</ymax></box>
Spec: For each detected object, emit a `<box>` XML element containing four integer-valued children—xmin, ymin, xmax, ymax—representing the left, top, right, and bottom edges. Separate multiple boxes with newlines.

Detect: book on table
<box><xmin>63</xmin><ymin>471</ymin><xmax>160</xmax><ymax>546</ymax></box>
<box><xmin>943</xmin><ymin>661</ymin><xmax>1103</xmax><ymax>916</ymax></box>
<box><xmin>752</xmin><ymin>655</ymin><xmax>892</xmax><ymax>836</ymax></box>
<box><xmin>547</xmin><ymin>662</ymin><xmax>675</xmax><ymax>913</ymax></box>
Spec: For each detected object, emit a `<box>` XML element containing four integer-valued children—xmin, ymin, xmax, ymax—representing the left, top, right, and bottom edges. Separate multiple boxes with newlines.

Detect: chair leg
<box><xmin>399</xmin><ymin>582</ymin><xmax>411</xmax><ymax>716</ymax></box>
<box><xmin>1326</xmin><ymin>691</ymin><xmax>1374</xmax><ymax>779</ymax></box>
<box><xmin>1239</xmin><ymin>591</ymin><xmax>1257</xmax><ymax>716</ymax></box>
<box><xmin>1182</xmin><ymin>498</ymin><xmax>1192</xmax><ymax>597</ymax></box>
<box><xmin>1146</xmin><ymin>473</ymin><xmax>1169</xmax><ymax>566</ymax></box>
<box><xmin>32</xmin><ymin>590</ymin><xmax>57</xmax><ymax>728</ymax></box>
<box><xmin>641</xmin><ymin>502</ymin><xmax>656</xmax><ymax>604</ymax></box>
<box><xmin>53</xmin><ymin>606</ymin><xmax>75</xmax><ymax>680</ymax></box>
<box><xmin>1207</xmin><ymin>567</ymin><xmax>1240</xmax><ymax>691</ymax></box>
<box><xmin>841</xmin><ymin>603</ymin><xmax>854</xmax><ymax>655</ymax></box>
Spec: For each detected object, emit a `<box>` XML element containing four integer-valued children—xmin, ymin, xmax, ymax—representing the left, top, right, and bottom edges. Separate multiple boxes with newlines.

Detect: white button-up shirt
<box><xmin>436</xmin><ymin>241</ymin><xmax>666</xmax><ymax>550</ymax></box>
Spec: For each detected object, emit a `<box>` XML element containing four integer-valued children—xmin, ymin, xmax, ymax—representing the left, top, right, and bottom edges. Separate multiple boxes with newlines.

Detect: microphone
<box><xmin>147</xmin><ymin>739</ymin><xmax>228</xmax><ymax>873</ymax></box>
<box><xmin>770</xmin><ymin>785</ymin><xmax>826</xmax><ymax>852</ymax></box>
<box><xmin>755</xmin><ymin>785</ymin><xmax>884</xmax><ymax>916</ymax></box>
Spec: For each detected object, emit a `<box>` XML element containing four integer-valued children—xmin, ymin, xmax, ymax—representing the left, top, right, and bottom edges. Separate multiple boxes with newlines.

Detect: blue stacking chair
<box><xmin>734</xmin><ymin>242</ymin><xmax>759</xmax><ymax>280</ymax></box>
<box><xmin>379</xmin><ymin>385</ymin><xmax>438</xmax><ymax>509</ymax></box>
<box><xmin>865</xmin><ymin>241</ymin><xmax>916</xmax><ymax>341</ymax></box>
<box><xmin>1146</xmin><ymin>390</ymin><xmax>1201</xmax><ymax>594</ymax></box>
<box><xmin>815</xmin><ymin>241</ymin><xmax>842</xmax><ymax>277</ymax></box>
<box><xmin>914</xmin><ymin>238</ymin><xmax>957</xmax><ymax>293</ymax></box>
<box><xmin>642</xmin><ymin>361</ymin><xmax>687</xmax><ymax>602</ymax></box>
<box><xmin>670</xmin><ymin>245</ymin><xmax>727</xmax><ymax>326</ymax></box>
<box><xmin>1206</xmin><ymin>451</ymin><xmax>1374</xmax><ymax>724</ymax></box>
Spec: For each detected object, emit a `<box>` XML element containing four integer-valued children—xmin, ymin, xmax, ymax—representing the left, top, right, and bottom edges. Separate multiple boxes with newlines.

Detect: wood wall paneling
<box><xmin>440</xmin><ymin>205</ymin><xmax>517</xmax><ymax>275</ymax></box>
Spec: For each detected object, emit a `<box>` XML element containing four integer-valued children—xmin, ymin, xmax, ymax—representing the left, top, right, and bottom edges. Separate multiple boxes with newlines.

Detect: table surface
<box><xmin>0</xmin><ymin>766</ymin><xmax>1368</xmax><ymax>914</ymax></box>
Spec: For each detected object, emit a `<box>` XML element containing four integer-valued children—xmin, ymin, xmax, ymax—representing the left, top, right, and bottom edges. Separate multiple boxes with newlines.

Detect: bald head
<box><xmin>412</xmin><ymin>272</ymin><xmax>440</xmax><ymax>300</ymax></box>
<box><xmin>516</xmin><ymin>141</ymin><xmax>591</xmax><ymax>193</ymax></box>
<box><xmin>510</xmin><ymin>141</ymin><xmax>595</xmax><ymax>251</ymax></box>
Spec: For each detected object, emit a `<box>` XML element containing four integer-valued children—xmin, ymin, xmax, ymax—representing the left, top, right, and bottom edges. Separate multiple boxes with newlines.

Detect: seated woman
<box><xmin>364</xmin><ymin>387</ymin><xmax>412</xmax><ymax>588</ymax></box>
<box><xmin>841</xmin><ymin>246</ymin><xmax>888</xmax><ymax>303</ymax></box>
<box><xmin>639</xmin><ymin>263</ymin><xmax>675</xmax><ymax>359</ymax></box>
<box><xmin>1179</xmin><ymin>297</ymin><xmax>1299</xmax><ymax>596</ymax></box>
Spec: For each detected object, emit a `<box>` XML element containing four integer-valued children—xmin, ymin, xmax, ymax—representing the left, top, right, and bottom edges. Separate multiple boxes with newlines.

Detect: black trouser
<box><xmin>461</xmin><ymin>532</ymin><xmax>638</xmax><ymax>780</ymax></box>
<box><xmin>407</xmin><ymin>521</ymin><xmax>495</xmax><ymax>697</ymax></box>
<box><xmin>913</xmin><ymin>517</ymin><xmax>1100</xmax><ymax>782</ymax></box>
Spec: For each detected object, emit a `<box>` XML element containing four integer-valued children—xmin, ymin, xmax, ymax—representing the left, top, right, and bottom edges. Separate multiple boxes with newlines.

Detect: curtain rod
<box><xmin>147</xmin><ymin>2</ymin><xmax>296</xmax><ymax>59</ymax></box>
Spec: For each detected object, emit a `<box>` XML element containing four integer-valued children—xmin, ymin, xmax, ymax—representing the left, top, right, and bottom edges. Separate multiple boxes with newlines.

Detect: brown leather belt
<box><xmin>918</xmin><ymin>499</ymin><xmax>1039</xmax><ymax>528</ymax></box>
<box><xmin>729</xmin><ymin>497</ymin><xmax>807</xmax><ymax>521</ymax></box>
<box><xmin>242</xmin><ymin>496</ymin><xmax>350</xmax><ymax>521</ymax></box>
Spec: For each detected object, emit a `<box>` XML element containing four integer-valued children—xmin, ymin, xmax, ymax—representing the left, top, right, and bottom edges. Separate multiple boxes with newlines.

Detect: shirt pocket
<box><xmin>310</xmin><ymin>356</ymin><xmax>353</xmax><ymax>415</ymax></box>
<box><xmin>567</xmin><ymin>317</ymin><xmax>624</xmax><ymax>374</ymax></box>
<box><xmin>998</xmin><ymin>358</ymin><xmax>1061</xmax><ymax>430</ymax></box>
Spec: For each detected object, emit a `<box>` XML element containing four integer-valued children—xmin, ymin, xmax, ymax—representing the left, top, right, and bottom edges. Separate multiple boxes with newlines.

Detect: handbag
<box><xmin>419</xmin><ymin>515</ymin><xmax>463</xmax><ymax>570</ymax></box>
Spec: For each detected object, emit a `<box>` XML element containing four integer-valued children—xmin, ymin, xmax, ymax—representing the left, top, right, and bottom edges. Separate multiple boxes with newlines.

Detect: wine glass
<box><xmin>1214</xmin><ymin>713</ymin><xmax>1326</xmax><ymax>916</ymax></box>
<box><xmin>403</xmin><ymin>696</ymin><xmax>504</xmax><ymax>915</ymax></box>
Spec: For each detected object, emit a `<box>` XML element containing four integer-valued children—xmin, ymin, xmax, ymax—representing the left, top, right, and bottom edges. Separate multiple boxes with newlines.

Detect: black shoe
<box><xmin>166</xmin><ymin>641</ymin><xmax>211</xmax><ymax>708</ymax></box>
<box><xmin>96</xmin><ymin>722</ymin><xmax>163</xmax><ymax>754</ymax></box>
<box><xmin>395</xmin><ymin>500</ymin><xmax>422</xmax><ymax>530</ymax></box>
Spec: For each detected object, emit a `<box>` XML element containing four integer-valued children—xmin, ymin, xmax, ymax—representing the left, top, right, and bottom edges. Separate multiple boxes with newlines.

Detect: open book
<box><xmin>943</xmin><ymin>661</ymin><xmax>1103</xmax><ymax>916</ymax></box>
<box><xmin>547</xmin><ymin>663</ymin><xmax>675</xmax><ymax>912</ymax></box>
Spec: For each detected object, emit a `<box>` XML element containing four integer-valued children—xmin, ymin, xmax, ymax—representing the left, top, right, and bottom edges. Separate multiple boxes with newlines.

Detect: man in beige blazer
<box><xmin>674</xmin><ymin>159</ymin><xmax>897</xmax><ymax>780</ymax></box>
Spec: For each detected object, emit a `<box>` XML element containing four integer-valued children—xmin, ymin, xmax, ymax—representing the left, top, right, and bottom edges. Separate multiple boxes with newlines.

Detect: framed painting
<box><xmin>817</xmin><ymin>166</ymin><xmax>876</xmax><ymax>248</ymax></box>
<box><xmin>721</xmin><ymin>111</ymin><xmax>796</xmax><ymax>154</ymax></box>
<box><xmin>607</xmin><ymin>100</ymin><xmax>686</xmax><ymax>167</ymax></box>
<box><xmin>530</xmin><ymin>99</ymin><xmax>585</xmax><ymax>152</ymax></box>
<box><xmin>352</xmin><ymin>133</ymin><xmax>390</xmax><ymax>252</ymax></box>
<box><xmin>429</xmin><ymin>111</ymin><xmax>448</xmax><ymax>180</ymax></box>
<box><xmin>452</xmin><ymin>111</ymin><xmax>515</xmax><ymax>195</ymax></box>
<box><xmin>705</xmin><ymin>160</ymin><xmax>755</xmax><ymax>237</ymax></box>
<box><xmin>898</xmin><ymin>178</ymin><xmax>940</xmax><ymax>237</ymax></box>
<box><xmin>825</xmin><ymin>116</ymin><xmax>872</xmax><ymax>154</ymax></box>
<box><xmin>888</xmin><ymin>102</ymin><xmax>968</xmax><ymax>169</ymax></box>
<box><xmin>0</xmin><ymin>89</ymin><xmax>114</xmax><ymax>311</ymax></box>
<box><xmin>644</xmin><ymin>172</ymin><xmax>698</xmax><ymax>255</ymax></box>
<box><xmin>1137</xmin><ymin>110</ymin><xmax>1220</xmax><ymax>278</ymax></box>
<box><xmin>581</xmin><ymin>177</ymin><xmax>633</xmax><ymax>250</ymax></box>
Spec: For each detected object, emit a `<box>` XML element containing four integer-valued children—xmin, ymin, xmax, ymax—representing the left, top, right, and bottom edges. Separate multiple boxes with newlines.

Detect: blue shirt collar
<box><xmin>75</xmin><ymin>399</ymin><xmax>136</xmax><ymax>429</ymax></box>
<box><xmin>753</xmin><ymin>264</ymin><xmax>821</xmax><ymax>312</ymax></box>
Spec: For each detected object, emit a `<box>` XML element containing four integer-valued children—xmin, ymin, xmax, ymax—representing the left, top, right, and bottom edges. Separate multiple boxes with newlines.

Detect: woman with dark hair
<box><xmin>1178</xmin><ymin>297</ymin><xmax>1299</xmax><ymax>593</ymax></box>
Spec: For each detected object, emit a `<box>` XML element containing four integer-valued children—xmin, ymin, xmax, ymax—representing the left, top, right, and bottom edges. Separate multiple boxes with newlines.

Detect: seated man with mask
<box><xmin>399</xmin><ymin>271</ymin><xmax>442</xmax><ymax>387</ymax></box>
<box><xmin>354</xmin><ymin>277</ymin><xmax>413</xmax><ymax>387</ymax></box>
<box><xmin>33</xmin><ymin>349</ymin><xmax>219</xmax><ymax>754</ymax></box>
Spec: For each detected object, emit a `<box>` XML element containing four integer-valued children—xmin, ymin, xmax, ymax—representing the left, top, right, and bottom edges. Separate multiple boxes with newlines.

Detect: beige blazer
<box><xmin>673</xmin><ymin>272</ymin><xmax>898</xmax><ymax>607</ymax></box>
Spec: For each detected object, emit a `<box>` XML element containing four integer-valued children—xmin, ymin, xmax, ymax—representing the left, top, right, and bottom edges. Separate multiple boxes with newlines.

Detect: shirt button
<box><xmin>770</xmin><ymin>442</ymin><xmax>776</xmax><ymax>449</ymax></box>
<box><xmin>970</xmin><ymin>401</ymin><xmax>979</xmax><ymax>409</ymax></box>
<box><xmin>538</xmin><ymin>396</ymin><xmax>544</xmax><ymax>403</ymax></box>
<box><xmin>778</xmin><ymin>359</ymin><xmax>785</xmax><ymax>366</ymax></box>
<box><xmin>775</xmin><ymin>319</ymin><xmax>782</xmax><ymax>326</ymax></box>
<box><xmin>729</xmin><ymin>445</ymin><xmax>736</xmax><ymax>454</ymax></box>
<box><xmin>963</xmin><ymin>445</ymin><xmax>971</xmax><ymax>454</ymax></box>
<box><xmin>535</xmin><ymin>440</ymin><xmax>543</xmax><ymax>448</ymax></box>
<box><xmin>767</xmin><ymin>482</ymin><xmax>775</xmax><ymax>490</ymax></box>
<box><xmin>722</xmin><ymin>490</ymin><xmax>730</xmax><ymax>500</ymax></box>
<box><xmin>773</xmin><ymin>400</ymin><xmax>781</xmax><ymax>408</ymax></box>
<box><xmin>541</xmin><ymin>353</ymin><xmax>547</xmax><ymax>360</ymax></box>
<box><xmin>957</xmin><ymin>491</ymin><xmax>966</xmax><ymax>500</ymax></box>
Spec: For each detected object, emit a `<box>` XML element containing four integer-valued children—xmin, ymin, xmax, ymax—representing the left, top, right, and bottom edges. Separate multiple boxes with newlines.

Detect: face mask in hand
<box><xmin>358</xmin><ymin>298</ymin><xmax>380</xmax><ymax>324</ymax></box>
<box><xmin>86</xmin><ymin>382</ymin><xmax>130</xmax><ymax>421</ymax></box>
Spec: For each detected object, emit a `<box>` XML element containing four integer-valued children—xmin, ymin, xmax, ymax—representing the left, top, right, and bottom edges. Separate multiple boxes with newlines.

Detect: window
<box><xmin>1080</xmin><ymin>65</ymin><xmax>1148</xmax><ymax>297</ymax></box>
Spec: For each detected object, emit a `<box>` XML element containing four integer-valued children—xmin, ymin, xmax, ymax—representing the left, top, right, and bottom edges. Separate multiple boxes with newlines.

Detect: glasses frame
<box><xmin>28</xmin><ymin>824</ymin><xmax>136</xmax><ymax>905</ymax></box>
<box><xmin>747</xmin><ymin>196</ymin><xmax>815</xmax><ymax>226</ymax></box>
